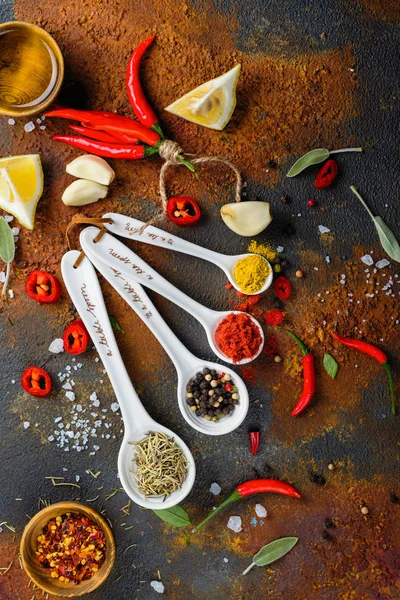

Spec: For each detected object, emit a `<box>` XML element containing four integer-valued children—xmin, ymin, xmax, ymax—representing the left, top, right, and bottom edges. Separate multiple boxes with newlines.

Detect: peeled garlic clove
<box><xmin>62</xmin><ymin>179</ymin><xmax>108</xmax><ymax>207</ymax></box>
<box><xmin>66</xmin><ymin>154</ymin><xmax>115</xmax><ymax>185</ymax></box>
<box><xmin>220</xmin><ymin>201</ymin><xmax>272</xmax><ymax>236</ymax></box>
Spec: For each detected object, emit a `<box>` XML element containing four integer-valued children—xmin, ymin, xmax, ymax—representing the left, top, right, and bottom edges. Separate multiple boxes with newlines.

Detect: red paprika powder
<box><xmin>215</xmin><ymin>312</ymin><xmax>263</xmax><ymax>363</ymax></box>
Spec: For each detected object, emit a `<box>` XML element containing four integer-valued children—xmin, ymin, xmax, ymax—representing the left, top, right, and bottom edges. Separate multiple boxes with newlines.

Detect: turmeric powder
<box><xmin>234</xmin><ymin>255</ymin><xmax>271</xmax><ymax>294</ymax></box>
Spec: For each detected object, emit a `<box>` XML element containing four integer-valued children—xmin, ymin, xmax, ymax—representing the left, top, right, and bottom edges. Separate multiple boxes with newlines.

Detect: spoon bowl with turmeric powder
<box><xmin>102</xmin><ymin>213</ymin><xmax>273</xmax><ymax>295</ymax></box>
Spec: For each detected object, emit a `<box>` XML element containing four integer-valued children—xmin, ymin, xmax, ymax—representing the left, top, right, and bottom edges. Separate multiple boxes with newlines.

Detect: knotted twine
<box><xmin>66</xmin><ymin>215</ymin><xmax>114</xmax><ymax>268</ymax></box>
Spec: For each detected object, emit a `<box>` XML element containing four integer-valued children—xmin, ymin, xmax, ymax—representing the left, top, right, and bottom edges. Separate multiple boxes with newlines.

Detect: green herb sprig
<box><xmin>287</xmin><ymin>147</ymin><xmax>362</xmax><ymax>177</ymax></box>
<box><xmin>351</xmin><ymin>186</ymin><xmax>400</xmax><ymax>263</ymax></box>
<box><xmin>323</xmin><ymin>353</ymin><xmax>338</xmax><ymax>378</ymax></box>
<box><xmin>0</xmin><ymin>217</ymin><xmax>15</xmax><ymax>297</ymax></box>
<box><xmin>242</xmin><ymin>537</ymin><xmax>298</xmax><ymax>575</ymax></box>
<box><xmin>153</xmin><ymin>505</ymin><xmax>191</xmax><ymax>527</ymax></box>
<box><xmin>110</xmin><ymin>315</ymin><xmax>125</xmax><ymax>333</ymax></box>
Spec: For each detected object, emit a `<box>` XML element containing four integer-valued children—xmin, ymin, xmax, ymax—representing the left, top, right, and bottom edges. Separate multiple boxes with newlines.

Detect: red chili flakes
<box><xmin>225</xmin><ymin>282</ymin><xmax>233</xmax><ymax>289</ymax></box>
<box><xmin>265</xmin><ymin>309</ymin><xmax>285</xmax><ymax>326</ymax></box>
<box><xmin>233</xmin><ymin>292</ymin><xmax>262</xmax><ymax>312</ymax></box>
<box><xmin>273</xmin><ymin>276</ymin><xmax>291</xmax><ymax>300</ymax></box>
<box><xmin>264</xmin><ymin>334</ymin><xmax>280</xmax><ymax>362</ymax></box>
<box><xmin>36</xmin><ymin>513</ymin><xmax>106</xmax><ymax>584</ymax></box>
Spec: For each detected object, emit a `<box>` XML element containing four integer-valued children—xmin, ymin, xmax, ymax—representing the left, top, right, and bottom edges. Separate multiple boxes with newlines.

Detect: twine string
<box><xmin>65</xmin><ymin>215</ymin><xmax>114</xmax><ymax>268</ymax></box>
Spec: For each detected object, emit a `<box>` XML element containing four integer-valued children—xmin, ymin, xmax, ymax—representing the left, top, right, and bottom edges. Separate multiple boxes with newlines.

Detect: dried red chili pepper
<box><xmin>315</xmin><ymin>159</ymin><xmax>338</xmax><ymax>189</ymax></box>
<box><xmin>45</xmin><ymin>108</ymin><xmax>160</xmax><ymax>146</ymax></box>
<box><xmin>69</xmin><ymin>125</ymin><xmax>125</xmax><ymax>144</ymax></box>
<box><xmin>64</xmin><ymin>320</ymin><xmax>90</xmax><ymax>355</ymax></box>
<box><xmin>196</xmin><ymin>479</ymin><xmax>300</xmax><ymax>530</ymax></box>
<box><xmin>265</xmin><ymin>309</ymin><xmax>284</xmax><ymax>326</ymax></box>
<box><xmin>53</xmin><ymin>136</ymin><xmax>159</xmax><ymax>160</ymax></box>
<box><xmin>126</xmin><ymin>34</ymin><xmax>163</xmax><ymax>136</ymax></box>
<box><xmin>332</xmin><ymin>332</ymin><xmax>396</xmax><ymax>415</ymax></box>
<box><xmin>249</xmin><ymin>431</ymin><xmax>261</xmax><ymax>455</ymax></box>
<box><xmin>288</xmin><ymin>331</ymin><xmax>316</xmax><ymax>416</ymax></box>
<box><xmin>21</xmin><ymin>366</ymin><xmax>52</xmax><ymax>397</ymax></box>
<box><xmin>26</xmin><ymin>270</ymin><xmax>62</xmax><ymax>304</ymax></box>
<box><xmin>166</xmin><ymin>196</ymin><xmax>201</xmax><ymax>226</ymax></box>
<box><xmin>273</xmin><ymin>276</ymin><xmax>292</xmax><ymax>300</ymax></box>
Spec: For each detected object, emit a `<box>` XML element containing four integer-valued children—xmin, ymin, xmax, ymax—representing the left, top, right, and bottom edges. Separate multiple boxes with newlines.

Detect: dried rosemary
<box><xmin>131</xmin><ymin>432</ymin><xmax>187</xmax><ymax>497</ymax></box>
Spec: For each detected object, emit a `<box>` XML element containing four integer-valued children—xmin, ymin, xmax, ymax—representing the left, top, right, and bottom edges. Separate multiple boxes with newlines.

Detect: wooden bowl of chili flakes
<box><xmin>20</xmin><ymin>501</ymin><xmax>115</xmax><ymax>597</ymax></box>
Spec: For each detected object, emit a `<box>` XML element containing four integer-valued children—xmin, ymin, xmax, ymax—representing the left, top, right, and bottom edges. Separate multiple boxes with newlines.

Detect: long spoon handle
<box><xmin>81</xmin><ymin>238</ymin><xmax>197</xmax><ymax>370</ymax></box>
<box><xmin>61</xmin><ymin>250</ymin><xmax>150</xmax><ymax>427</ymax></box>
<box><xmin>80</xmin><ymin>227</ymin><xmax>219</xmax><ymax>326</ymax></box>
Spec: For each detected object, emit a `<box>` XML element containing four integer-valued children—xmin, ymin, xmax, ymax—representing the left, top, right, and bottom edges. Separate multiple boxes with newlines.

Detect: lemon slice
<box><xmin>165</xmin><ymin>64</ymin><xmax>241</xmax><ymax>131</ymax></box>
<box><xmin>0</xmin><ymin>154</ymin><xmax>44</xmax><ymax>230</ymax></box>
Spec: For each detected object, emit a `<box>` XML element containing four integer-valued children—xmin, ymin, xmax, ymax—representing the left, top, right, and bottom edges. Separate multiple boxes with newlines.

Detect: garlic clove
<box><xmin>66</xmin><ymin>154</ymin><xmax>115</xmax><ymax>185</ymax></box>
<box><xmin>62</xmin><ymin>179</ymin><xmax>108</xmax><ymax>207</ymax></box>
<box><xmin>220</xmin><ymin>201</ymin><xmax>272</xmax><ymax>236</ymax></box>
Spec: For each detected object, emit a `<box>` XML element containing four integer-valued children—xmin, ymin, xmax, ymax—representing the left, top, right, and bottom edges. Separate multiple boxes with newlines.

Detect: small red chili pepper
<box><xmin>332</xmin><ymin>332</ymin><xmax>396</xmax><ymax>415</ymax></box>
<box><xmin>126</xmin><ymin>35</ymin><xmax>163</xmax><ymax>136</ymax></box>
<box><xmin>45</xmin><ymin>108</ymin><xmax>160</xmax><ymax>146</ymax></box>
<box><xmin>69</xmin><ymin>125</ymin><xmax>126</xmax><ymax>144</ymax></box>
<box><xmin>21</xmin><ymin>366</ymin><xmax>52</xmax><ymax>397</ymax></box>
<box><xmin>26</xmin><ymin>270</ymin><xmax>62</xmax><ymax>304</ymax></box>
<box><xmin>315</xmin><ymin>159</ymin><xmax>339</xmax><ymax>189</ymax></box>
<box><xmin>53</xmin><ymin>136</ymin><xmax>159</xmax><ymax>160</ymax></box>
<box><xmin>288</xmin><ymin>331</ymin><xmax>316</xmax><ymax>416</ymax></box>
<box><xmin>166</xmin><ymin>196</ymin><xmax>201</xmax><ymax>226</ymax></box>
<box><xmin>249</xmin><ymin>431</ymin><xmax>261</xmax><ymax>455</ymax></box>
<box><xmin>64</xmin><ymin>320</ymin><xmax>90</xmax><ymax>355</ymax></box>
<box><xmin>273</xmin><ymin>276</ymin><xmax>292</xmax><ymax>300</ymax></box>
<box><xmin>196</xmin><ymin>479</ymin><xmax>300</xmax><ymax>530</ymax></box>
<box><xmin>307</xmin><ymin>199</ymin><xmax>317</xmax><ymax>207</ymax></box>
<box><xmin>265</xmin><ymin>309</ymin><xmax>285</xmax><ymax>326</ymax></box>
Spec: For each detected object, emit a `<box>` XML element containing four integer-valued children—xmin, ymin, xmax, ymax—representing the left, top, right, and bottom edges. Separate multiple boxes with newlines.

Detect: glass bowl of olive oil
<box><xmin>0</xmin><ymin>21</ymin><xmax>64</xmax><ymax>117</ymax></box>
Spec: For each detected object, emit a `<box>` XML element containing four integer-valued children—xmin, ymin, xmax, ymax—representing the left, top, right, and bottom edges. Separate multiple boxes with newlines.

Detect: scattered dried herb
<box><xmin>0</xmin><ymin>217</ymin><xmax>15</xmax><ymax>297</ymax></box>
<box><xmin>323</xmin><ymin>353</ymin><xmax>338</xmax><ymax>378</ymax></box>
<box><xmin>242</xmin><ymin>537</ymin><xmax>298</xmax><ymax>575</ymax></box>
<box><xmin>153</xmin><ymin>505</ymin><xmax>191</xmax><ymax>527</ymax></box>
<box><xmin>286</xmin><ymin>147</ymin><xmax>362</xmax><ymax>177</ymax></box>
<box><xmin>110</xmin><ymin>316</ymin><xmax>125</xmax><ymax>333</ymax></box>
<box><xmin>351</xmin><ymin>186</ymin><xmax>400</xmax><ymax>263</ymax></box>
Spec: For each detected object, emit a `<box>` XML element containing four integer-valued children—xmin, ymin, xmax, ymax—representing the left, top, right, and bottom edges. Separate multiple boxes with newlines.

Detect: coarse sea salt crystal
<box><xmin>227</xmin><ymin>516</ymin><xmax>242</xmax><ymax>532</ymax></box>
<box><xmin>223</xmin><ymin>557</ymin><xmax>229</xmax><ymax>563</ymax></box>
<box><xmin>276</xmin><ymin>246</ymin><xmax>284</xmax><ymax>253</ymax></box>
<box><xmin>150</xmin><ymin>581</ymin><xmax>165</xmax><ymax>594</ymax></box>
<box><xmin>255</xmin><ymin>503</ymin><xmax>267</xmax><ymax>518</ymax></box>
<box><xmin>209</xmin><ymin>482</ymin><xmax>222</xmax><ymax>496</ymax></box>
<box><xmin>65</xmin><ymin>391</ymin><xmax>75</xmax><ymax>401</ymax></box>
<box><xmin>49</xmin><ymin>338</ymin><xmax>64</xmax><ymax>353</ymax></box>
<box><xmin>361</xmin><ymin>254</ymin><xmax>374</xmax><ymax>266</ymax></box>
<box><xmin>8</xmin><ymin>118</ymin><xmax>15</xmax><ymax>125</ymax></box>
<box><xmin>23</xmin><ymin>421</ymin><xmax>30</xmax><ymax>429</ymax></box>
<box><xmin>376</xmin><ymin>259</ymin><xmax>390</xmax><ymax>269</ymax></box>
<box><xmin>24</xmin><ymin>121</ymin><xmax>35</xmax><ymax>132</ymax></box>
<box><xmin>318</xmin><ymin>225</ymin><xmax>330</xmax><ymax>234</ymax></box>
<box><xmin>8</xmin><ymin>289</ymin><xmax>14</xmax><ymax>299</ymax></box>
<box><xmin>0</xmin><ymin>272</ymin><xmax>5</xmax><ymax>283</ymax></box>
<box><xmin>12</xmin><ymin>227</ymin><xmax>20</xmax><ymax>236</ymax></box>
<box><xmin>4</xmin><ymin>215</ymin><xmax>13</xmax><ymax>223</ymax></box>
<box><xmin>110</xmin><ymin>402</ymin><xmax>120</xmax><ymax>413</ymax></box>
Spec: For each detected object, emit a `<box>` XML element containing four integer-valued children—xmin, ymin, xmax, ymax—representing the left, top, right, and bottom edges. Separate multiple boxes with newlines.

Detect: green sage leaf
<box><xmin>0</xmin><ymin>217</ymin><xmax>15</xmax><ymax>263</ymax></box>
<box><xmin>243</xmin><ymin>537</ymin><xmax>298</xmax><ymax>575</ymax></box>
<box><xmin>351</xmin><ymin>186</ymin><xmax>400</xmax><ymax>263</ymax></box>
<box><xmin>110</xmin><ymin>316</ymin><xmax>124</xmax><ymax>333</ymax></box>
<box><xmin>286</xmin><ymin>149</ymin><xmax>329</xmax><ymax>177</ymax></box>
<box><xmin>153</xmin><ymin>505</ymin><xmax>191</xmax><ymax>527</ymax></box>
<box><xmin>323</xmin><ymin>353</ymin><xmax>338</xmax><ymax>378</ymax></box>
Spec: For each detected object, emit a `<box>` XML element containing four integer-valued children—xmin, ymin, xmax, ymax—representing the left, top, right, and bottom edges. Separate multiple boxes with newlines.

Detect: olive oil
<box><xmin>0</xmin><ymin>22</ymin><xmax>63</xmax><ymax>117</ymax></box>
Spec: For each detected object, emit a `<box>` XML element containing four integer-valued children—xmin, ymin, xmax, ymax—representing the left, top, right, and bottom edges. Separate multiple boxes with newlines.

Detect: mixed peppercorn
<box><xmin>186</xmin><ymin>368</ymin><xmax>239</xmax><ymax>421</ymax></box>
<box><xmin>36</xmin><ymin>513</ymin><xmax>106</xmax><ymax>584</ymax></box>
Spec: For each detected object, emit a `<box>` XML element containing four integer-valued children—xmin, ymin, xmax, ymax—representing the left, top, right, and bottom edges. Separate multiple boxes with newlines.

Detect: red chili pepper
<box><xmin>166</xmin><ymin>196</ymin><xmax>201</xmax><ymax>226</ymax></box>
<box><xmin>249</xmin><ymin>431</ymin><xmax>261</xmax><ymax>455</ymax></box>
<box><xmin>288</xmin><ymin>331</ymin><xmax>316</xmax><ymax>416</ymax></box>
<box><xmin>69</xmin><ymin>125</ymin><xmax>127</xmax><ymax>144</ymax></box>
<box><xmin>332</xmin><ymin>332</ymin><xmax>396</xmax><ymax>415</ymax></box>
<box><xmin>315</xmin><ymin>159</ymin><xmax>339</xmax><ymax>189</ymax></box>
<box><xmin>45</xmin><ymin>108</ymin><xmax>160</xmax><ymax>146</ymax></box>
<box><xmin>21</xmin><ymin>366</ymin><xmax>52</xmax><ymax>397</ymax></box>
<box><xmin>53</xmin><ymin>136</ymin><xmax>159</xmax><ymax>160</ymax></box>
<box><xmin>265</xmin><ymin>309</ymin><xmax>285</xmax><ymax>326</ymax></box>
<box><xmin>26</xmin><ymin>270</ymin><xmax>62</xmax><ymax>304</ymax></box>
<box><xmin>196</xmin><ymin>478</ymin><xmax>300</xmax><ymax>530</ymax></box>
<box><xmin>273</xmin><ymin>276</ymin><xmax>292</xmax><ymax>300</ymax></box>
<box><xmin>126</xmin><ymin>35</ymin><xmax>163</xmax><ymax>136</ymax></box>
<box><xmin>64</xmin><ymin>320</ymin><xmax>90</xmax><ymax>355</ymax></box>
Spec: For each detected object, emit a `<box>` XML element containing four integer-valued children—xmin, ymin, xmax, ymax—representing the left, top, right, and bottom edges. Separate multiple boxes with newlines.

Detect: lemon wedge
<box><xmin>0</xmin><ymin>154</ymin><xmax>44</xmax><ymax>230</ymax></box>
<box><xmin>165</xmin><ymin>64</ymin><xmax>241</xmax><ymax>130</ymax></box>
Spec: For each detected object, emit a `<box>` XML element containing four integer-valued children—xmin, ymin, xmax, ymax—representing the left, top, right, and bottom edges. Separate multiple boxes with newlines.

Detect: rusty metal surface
<box><xmin>1</xmin><ymin>1</ymin><xmax>400</xmax><ymax>599</ymax></box>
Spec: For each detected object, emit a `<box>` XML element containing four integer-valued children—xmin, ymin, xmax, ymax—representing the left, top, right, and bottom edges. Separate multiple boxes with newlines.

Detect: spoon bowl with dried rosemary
<box><xmin>62</xmin><ymin>251</ymin><xmax>196</xmax><ymax>509</ymax></box>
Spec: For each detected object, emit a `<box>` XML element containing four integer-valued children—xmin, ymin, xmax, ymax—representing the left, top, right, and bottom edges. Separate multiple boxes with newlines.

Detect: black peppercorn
<box><xmin>310</xmin><ymin>472</ymin><xmax>326</xmax><ymax>485</ymax></box>
<box><xmin>324</xmin><ymin>518</ymin><xmax>335</xmax><ymax>529</ymax></box>
<box><xmin>322</xmin><ymin>531</ymin><xmax>332</xmax><ymax>541</ymax></box>
<box><xmin>390</xmin><ymin>492</ymin><xmax>400</xmax><ymax>504</ymax></box>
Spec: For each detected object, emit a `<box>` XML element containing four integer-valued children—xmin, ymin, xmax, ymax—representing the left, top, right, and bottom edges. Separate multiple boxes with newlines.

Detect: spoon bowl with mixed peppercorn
<box><xmin>80</xmin><ymin>235</ymin><xmax>250</xmax><ymax>436</ymax></box>
<box><xmin>80</xmin><ymin>227</ymin><xmax>265</xmax><ymax>365</ymax></box>
<box><xmin>102</xmin><ymin>213</ymin><xmax>273</xmax><ymax>295</ymax></box>
<box><xmin>62</xmin><ymin>251</ymin><xmax>196</xmax><ymax>509</ymax></box>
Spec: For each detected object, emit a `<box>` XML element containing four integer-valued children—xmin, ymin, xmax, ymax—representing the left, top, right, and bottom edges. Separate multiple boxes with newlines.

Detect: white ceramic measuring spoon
<box><xmin>102</xmin><ymin>212</ymin><xmax>273</xmax><ymax>296</ymax></box>
<box><xmin>80</xmin><ymin>241</ymin><xmax>250</xmax><ymax>436</ymax></box>
<box><xmin>80</xmin><ymin>227</ymin><xmax>264</xmax><ymax>365</ymax></box>
<box><xmin>61</xmin><ymin>250</ymin><xmax>195</xmax><ymax>509</ymax></box>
